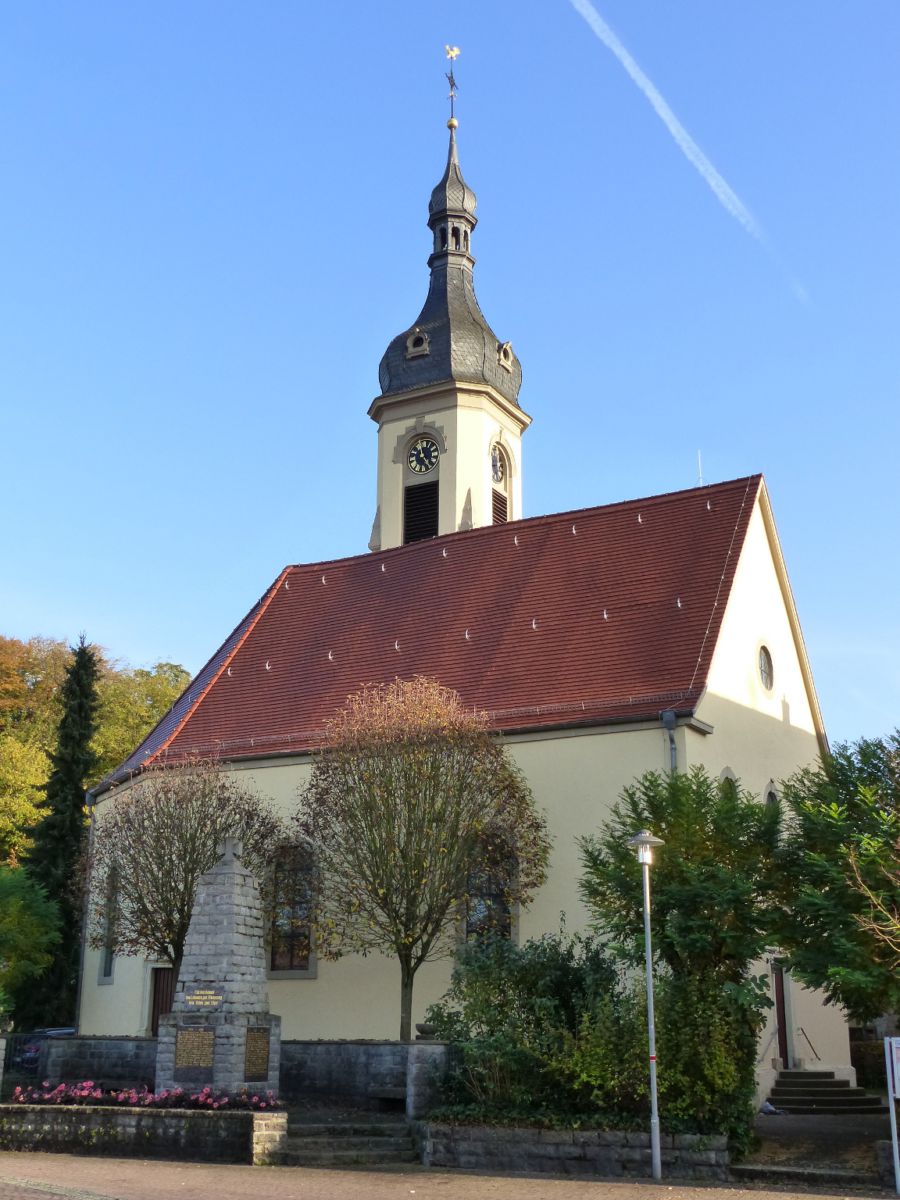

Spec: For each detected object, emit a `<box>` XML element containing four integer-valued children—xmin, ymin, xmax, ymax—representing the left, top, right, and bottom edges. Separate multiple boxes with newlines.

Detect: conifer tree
<box><xmin>15</xmin><ymin>636</ymin><xmax>100</xmax><ymax>1026</ymax></box>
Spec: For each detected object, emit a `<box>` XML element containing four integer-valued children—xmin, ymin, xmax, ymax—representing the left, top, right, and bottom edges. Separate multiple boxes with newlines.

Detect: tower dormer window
<box><xmin>497</xmin><ymin>342</ymin><xmax>513</xmax><ymax>372</ymax></box>
<box><xmin>405</xmin><ymin>328</ymin><xmax>430</xmax><ymax>359</ymax></box>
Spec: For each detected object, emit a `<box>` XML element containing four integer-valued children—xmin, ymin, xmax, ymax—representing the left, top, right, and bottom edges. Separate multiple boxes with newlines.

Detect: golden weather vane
<box><xmin>445</xmin><ymin>45</ymin><xmax>461</xmax><ymax>124</ymax></box>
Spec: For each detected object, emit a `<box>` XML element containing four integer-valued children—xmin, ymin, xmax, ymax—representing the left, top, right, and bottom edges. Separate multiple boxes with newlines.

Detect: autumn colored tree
<box><xmin>0</xmin><ymin>736</ymin><xmax>49</xmax><ymax>865</ymax></box>
<box><xmin>88</xmin><ymin>762</ymin><xmax>289</xmax><ymax>980</ymax></box>
<box><xmin>16</xmin><ymin>637</ymin><xmax>100</xmax><ymax>1026</ymax></box>
<box><xmin>0</xmin><ymin>634</ymin><xmax>189</xmax><ymax>866</ymax></box>
<box><xmin>297</xmin><ymin>678</ymin><xmax>551</xmax><ymax>1041</ymax></box>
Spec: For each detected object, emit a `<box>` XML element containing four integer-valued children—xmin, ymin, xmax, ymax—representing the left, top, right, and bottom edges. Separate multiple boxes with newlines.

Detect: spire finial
<box><xmin>445</xmin><ymin>45</ymin><xmax>460</xmax><ymax>128</ymax></box>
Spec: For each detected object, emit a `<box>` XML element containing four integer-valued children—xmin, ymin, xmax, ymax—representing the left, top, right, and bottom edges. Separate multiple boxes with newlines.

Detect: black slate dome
<box><xmin>378</xmin><ymin>124</ymin><xmax>522</xmax><ymax>407</ymax></box>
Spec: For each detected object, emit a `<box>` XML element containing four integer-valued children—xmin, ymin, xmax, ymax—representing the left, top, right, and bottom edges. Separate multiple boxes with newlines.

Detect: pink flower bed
<box><xmin>12</xmin><ymin>1081</ymin><xmax>280</xmax><ymax>1111</ymax></box>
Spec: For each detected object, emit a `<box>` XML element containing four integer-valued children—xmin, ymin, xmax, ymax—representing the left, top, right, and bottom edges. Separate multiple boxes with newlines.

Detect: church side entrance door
<box><xmin>150</xmin><ymin>966</ymin><xmax>174</xmax><ymax>1036</ymax></box>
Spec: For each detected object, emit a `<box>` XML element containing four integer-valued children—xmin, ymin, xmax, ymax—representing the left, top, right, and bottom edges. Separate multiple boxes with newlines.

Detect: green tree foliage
<box><xmin>297</xmin><ymin>678</ymin><xmax>550</xmax><ymax>1041</ymax></box>
<box><xmin>0</xmin><ymin>736</ymin><xmax>49</xmax><ymax>865</ymax></box>
<box><xmin>0</xmin><ymin>867</ymin><xmax>60</xmax><ymax>1024</ymax></box>
<box><xmin>91</xmin><ymin>661</ymin><xmax>190</xmax><ymax>782</ymax></box>
<box><xmin>88</xmin><ymin>762</ymin><xmax>289</xmax><ymax>980</ymax></box>
<box><xmin>426</xmin><ymin>931</ymin><xmax>754</xmax><ymax>1148</ymax></box>
<box><xmin>0</xmin><ymin>634</ymin><xmax>189</xmax><ymax>868</ymax></box>
<box><xmin>427</xmin><ymin>931</ymin><xmax>629</xmax><ymax>1120</ymax></box>
<box><xmin>776</xmin><ymin>733</ymin><xmax>900</xmax><ymax>1021</ymax></box>
<box><xmin>14</xmin><ymin>637</ymin><xmax>100</xmax><ymax>1026</ymax></box>
<box><xmin>578</xmin><ymin>769</ymin><xmax>779</xmax><ymax>1152</ymax></box>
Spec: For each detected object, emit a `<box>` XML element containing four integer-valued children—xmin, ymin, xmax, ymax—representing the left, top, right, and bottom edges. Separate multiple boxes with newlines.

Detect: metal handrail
<box><xmin>797</xmin><ymin>1026</ymin><xmax>822</xmax><ymax>1061</ymax></box>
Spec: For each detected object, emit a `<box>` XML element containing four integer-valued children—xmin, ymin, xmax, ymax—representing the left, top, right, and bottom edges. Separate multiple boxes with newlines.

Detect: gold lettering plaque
<box><xmin>174</xmin><ymin>1027</ymin><xmax>214</xmax><ymax>1082</ymax></box>
<box><xmin>183</xmin><ymin>985</ymin><xmax>224</xmax><ymax>1010</ymax></box>
<box><xmin>244</xmin><ymin>1027</ymin><xmax>270</xmax><ymax>1082</ymax></box>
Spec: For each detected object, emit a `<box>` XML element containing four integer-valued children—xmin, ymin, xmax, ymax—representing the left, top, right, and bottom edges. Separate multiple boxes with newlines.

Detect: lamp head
<box><xmin>626</xmin><ymin>828</ymin><xmax>665</xmax><ymax>865</ymax></box>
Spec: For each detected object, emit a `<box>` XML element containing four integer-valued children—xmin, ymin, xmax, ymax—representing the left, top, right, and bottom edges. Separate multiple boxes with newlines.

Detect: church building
<box><xmin>79</xmin><ymin>115</ymin><xmax>854</xmax><ymax>1099</ymax></box>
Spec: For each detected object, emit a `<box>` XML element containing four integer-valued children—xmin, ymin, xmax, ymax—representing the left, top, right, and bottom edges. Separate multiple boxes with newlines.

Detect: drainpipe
<box><xmin>74</xmin><ymin>785</ymin><xmax>98</xmax><ymax>1034</ymax></box>
<box><xmin>660</xmin><ymin>710</ymin><xmax>677</xmax><ymax>773</ymax></box>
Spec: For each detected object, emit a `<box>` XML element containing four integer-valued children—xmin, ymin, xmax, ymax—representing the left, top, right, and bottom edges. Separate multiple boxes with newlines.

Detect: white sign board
<box><xmin>887</xmin><ymin>1038</ymin><xmax>900</xmax><ymax>1194</ymax></box>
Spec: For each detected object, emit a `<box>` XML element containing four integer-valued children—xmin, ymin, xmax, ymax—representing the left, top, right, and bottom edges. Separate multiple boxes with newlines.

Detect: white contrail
<box><xmin>569</xmin><ymin>0</ymin><xmax>765</xmax><ymax>244</ymax></box>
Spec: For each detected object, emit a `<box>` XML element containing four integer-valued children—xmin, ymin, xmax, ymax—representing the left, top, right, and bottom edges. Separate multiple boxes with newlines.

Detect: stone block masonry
<box><xmin>155</xmin><ymin>838</ymin><xmax>281</xmax><ymax>1096</ymax></box>
<box><xmin>41</xmin><ymin>1037</ymin><xmax>156</xmax><ymax>1090</ymax></box>
<box><xmin>0</xmin><ymin>1105</ymin><xmax>288</xmax><ymax>1165</ymax></box>
<box><xmin>421</xmin><ymin>1123</ymin><xmax>730</xmax><ymax>1181</ymax></box>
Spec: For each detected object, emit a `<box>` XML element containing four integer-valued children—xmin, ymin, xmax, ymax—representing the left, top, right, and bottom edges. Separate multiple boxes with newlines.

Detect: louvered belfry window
<box><xmin>492</xmin><ymin>489</ymin><xmax>508</xmax><ymax>525</ymax></box>
<box><xmin>404</xmin><ymin>480</ymin><xmax>439</xmax><ymax>544</ymax></box>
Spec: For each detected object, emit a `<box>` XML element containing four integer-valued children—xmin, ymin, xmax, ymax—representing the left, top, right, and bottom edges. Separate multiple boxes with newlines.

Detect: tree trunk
<box><xmin>399</xmin><ymin>958</ymin><xmax>415</xmax><ymax>1042</ymax></box>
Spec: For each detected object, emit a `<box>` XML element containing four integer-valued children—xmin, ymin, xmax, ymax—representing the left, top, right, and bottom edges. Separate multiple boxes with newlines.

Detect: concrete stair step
<box><xmin>776</xmin><ymin>1070</ymin><xmax>835</xmax><ymax>1081</ymax></box>
<box><xmin>287</xmin><ymin>1121</ymin><xmax>411</xmax><ymax>1138</ymax></box>
<box><xmin>731</xmin><ymin>1164</ymin><xmax>878</xmax><ymax>1187</ymax></box>
<box><xmin>771</xmin><ymin>1088</ymin><xmax>870</xmax><ymax>1101</ymax></box>
<box><xmin>769</xmin><ymin>1102</ymin><xmax>888</xmax><ymax>1115</ymax></box>
<box><xmin>273</xmin><ymin>1146</ymin><xmax>419</xmax><ymax>1167</ymax></box>
<box><xmin>771</xmin><ymin>1079</ymin><xmax>852</xmax><ymax>1091</ymax></box>
<box><xmin>284</xmin><ymin>1135</ymin><xmax>416</xmax><ymax>1154</ymax></box>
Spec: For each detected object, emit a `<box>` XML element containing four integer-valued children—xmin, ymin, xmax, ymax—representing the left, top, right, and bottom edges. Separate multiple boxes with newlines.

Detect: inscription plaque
<box><xmin>244</xmin><ymin>1027</ymin><xmax>270</xmax><ymax>1083</ymax></box>
<box><xmin>174</xmin><ymin>1027</ymin><xmax>215</xmax><ymax>1083</ymax></box>
<box><xmin>183</xmin><ymin>985</ymin><xmax>225</xmax><ymax>1010</ymax></box>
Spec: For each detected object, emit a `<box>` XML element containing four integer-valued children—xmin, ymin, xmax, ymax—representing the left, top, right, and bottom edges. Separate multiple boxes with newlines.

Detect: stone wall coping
<box><xmin>2</xmin><ymin>1104</ymin><xmax>271</xmax><ymax>1119</ymax></box>
<box><xmin>422</xmin><ymin>1122</ymin><xmax>729</xmax><ymax>1151</ymax></box>
<box><xmin>282</xmin><ymin>1038</ymin><xmax>449</xmax><ymax>1046</ymax></box>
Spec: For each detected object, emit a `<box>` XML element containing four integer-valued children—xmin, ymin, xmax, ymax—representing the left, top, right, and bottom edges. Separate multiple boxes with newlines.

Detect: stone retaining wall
<box><xmin>41</xmin><ymin>1038</ymin><xmax>156</xmax><ymax>1089</ymax></box>
<box><xmin>0</xmin><ymin>1105</ymin><xmax>287</xmax><ymax>1165</ymax></box>
<box><xmin>422</xmin><ymin>1123</ymin><xmax>730</xmax><ymax>1181</ymax></box>
<box><xmin>280</xmin><ymin>1040</ymin><xmax>408</xmax><ymax>1103</ymax></box>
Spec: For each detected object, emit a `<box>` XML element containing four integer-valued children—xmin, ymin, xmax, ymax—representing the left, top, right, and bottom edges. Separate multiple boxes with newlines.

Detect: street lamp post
<box><xmin>627</xmin><ymin>828</ymin><xmax>665</xmax><ymax>1181</ymax></box>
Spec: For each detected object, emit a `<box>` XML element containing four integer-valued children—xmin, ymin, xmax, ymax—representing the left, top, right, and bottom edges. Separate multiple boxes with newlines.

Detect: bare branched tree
<box><xmin>296</xmin><ymin>678</ymin><xmax>550</xmax><ymax>1041</ymax></box>
<box><xmin>849</xmin><ymin>836</ymin><xmax>900</xmax><ymax>968</ymax></box>
<box><xmin>88</xmin><ymin>761</ymin><xmax>290</xmax><ymax>980</ymax></box>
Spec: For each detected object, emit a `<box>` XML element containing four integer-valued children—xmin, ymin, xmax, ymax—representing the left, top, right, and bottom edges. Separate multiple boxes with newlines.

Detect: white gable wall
<box><xmin>688</xmin><ymin>490</ymin><xmax>850</xmax><ymax>1090</ymax></box>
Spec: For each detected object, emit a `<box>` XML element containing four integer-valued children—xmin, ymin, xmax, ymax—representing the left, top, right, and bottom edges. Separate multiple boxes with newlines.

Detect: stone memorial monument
<box><xmin>155</xmin><ymin>837</ymin><xmax>281</xmax><ymax>1096</ymax></box>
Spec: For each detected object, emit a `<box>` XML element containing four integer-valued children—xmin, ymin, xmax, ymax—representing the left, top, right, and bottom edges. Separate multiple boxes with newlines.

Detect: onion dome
<box><xmin>378</xmin><ymin>122</ymin><xmax>523</xmax><ymax>406</ymax></box>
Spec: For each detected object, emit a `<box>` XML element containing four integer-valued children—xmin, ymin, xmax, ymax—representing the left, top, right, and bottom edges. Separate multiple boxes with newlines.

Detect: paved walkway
<box><xmin>0</xmin><ymin>1152</ymin><xmax>891</xmax><ymax>1200</ymax></box>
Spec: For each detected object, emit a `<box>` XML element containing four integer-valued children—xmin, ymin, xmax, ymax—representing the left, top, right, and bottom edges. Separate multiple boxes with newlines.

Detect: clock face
<box><xmin>491</xmin><ymin>445</ymin><xmax>505</xmax><ymax>483</ymax></box>
<box><xmin>408</xmin><ymin>437</ymin><xmax>440</xmax><ymax>474</ymax></box>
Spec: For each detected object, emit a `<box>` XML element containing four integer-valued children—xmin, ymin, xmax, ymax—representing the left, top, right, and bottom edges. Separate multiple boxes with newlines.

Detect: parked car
<box><xmin>11</xmin><ymin>1027</ymin><xmax>75</xmax><ymax>1073</ymax></box>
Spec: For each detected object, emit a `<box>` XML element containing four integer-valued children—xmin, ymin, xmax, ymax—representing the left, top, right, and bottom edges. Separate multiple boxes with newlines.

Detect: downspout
<box><xmin>660</xmin><ymin>709</ymin><xmax>677</xmax><ymax>773</ymax></box>
<box><xmin>74</xmin><ymin>785</ymin><xmax>98</xmax><ymax>1033</ymax></box>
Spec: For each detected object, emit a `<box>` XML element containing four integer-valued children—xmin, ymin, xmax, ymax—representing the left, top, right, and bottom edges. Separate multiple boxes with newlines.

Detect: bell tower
<box><xmin>368</xmin><ymin>107</ymin><xmax>531</xmax><ymax>552</ymax></box>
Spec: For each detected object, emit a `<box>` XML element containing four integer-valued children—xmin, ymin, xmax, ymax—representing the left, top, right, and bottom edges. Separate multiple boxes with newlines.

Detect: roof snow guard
<box><xmin>96</xmin><ymin>476</ymin><xmax>761</xmax><ymax>795</ymax></box>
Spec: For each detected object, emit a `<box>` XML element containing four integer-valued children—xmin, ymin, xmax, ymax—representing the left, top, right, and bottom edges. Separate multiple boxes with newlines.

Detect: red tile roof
<box><xmin>100</xmin><ymin>475</ymin><xmax>762</xmax><ymax>791</ymax></box>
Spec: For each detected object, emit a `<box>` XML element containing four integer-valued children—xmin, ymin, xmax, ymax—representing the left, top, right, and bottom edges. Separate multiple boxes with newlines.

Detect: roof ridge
<box><xmin>283</xmin><ymin>474</ymin><xmax>764</xmax><ymax>574</ymax></box>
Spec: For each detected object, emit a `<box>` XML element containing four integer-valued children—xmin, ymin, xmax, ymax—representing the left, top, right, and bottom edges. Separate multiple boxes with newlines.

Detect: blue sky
<box><xmin>2</xmin><ymin>2</ymin><xmax>898</xmax><ymax>747</ymax></box>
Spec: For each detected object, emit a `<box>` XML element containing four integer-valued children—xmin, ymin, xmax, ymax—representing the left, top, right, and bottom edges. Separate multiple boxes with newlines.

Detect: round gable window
<box><xmin>759</xmin><ymin>645</ymin><xmax>774</xmax><ymax>690</ymax></box>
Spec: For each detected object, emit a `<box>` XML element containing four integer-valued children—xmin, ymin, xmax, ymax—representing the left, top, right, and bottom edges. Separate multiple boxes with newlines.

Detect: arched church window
<box><xmin>452</xmin><ymin>226</ymin><xmax>461</xmax><ymax>250</ymax></box>
<box><xmin>463</xmin><ymin>229</ymin><xmax>469</xmax><ymax>251</ymax></box>
<box><xmin>270</xmin><ymin>844</ymin><xmax>315</xmax><ymax>974</ymax></box>
<box><xmin>466</xmin><ymin>865</ymin><xmax>512</xmax><ymax>941</ymax></box>
<box><xmin>440</xmin><ymin>226</ymin><xmax>448</xmax><ymax>250</ymax></box>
